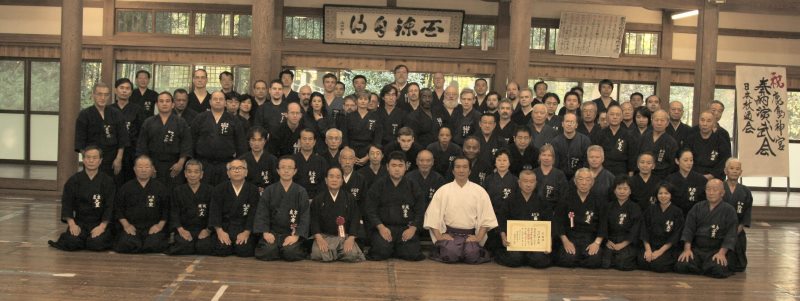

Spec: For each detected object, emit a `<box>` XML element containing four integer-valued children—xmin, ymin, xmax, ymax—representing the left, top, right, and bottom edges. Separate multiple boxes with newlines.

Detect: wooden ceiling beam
<box><xmin>534</xmin><ymin>0</ymin><xmax>800</xmax><ymax>15</ymax></box>
<box><xmin>533</xmin><ymin>0</ymin><xmax>700</xmax><ymax>11</ymax></box>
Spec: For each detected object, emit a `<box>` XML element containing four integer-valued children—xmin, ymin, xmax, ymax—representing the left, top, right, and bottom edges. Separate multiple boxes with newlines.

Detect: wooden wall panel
<box><xmin>529</xmin><ymin>64</ymin><xmax>659</xmax><ymax>82</ymax></box>
<box><xmin>0</xmin><ymin>45</ymin><xmax>100</xmax><ymax>59</ymax></box>
<box><xmin>115</xmin><ymin>49</ymin><xmax>249</xmax><ymax>65</ymax></box>
<box><xmin>283</xmin><ymin>55</ymin><xmax>496</xmax><ymax>75</ymax></box>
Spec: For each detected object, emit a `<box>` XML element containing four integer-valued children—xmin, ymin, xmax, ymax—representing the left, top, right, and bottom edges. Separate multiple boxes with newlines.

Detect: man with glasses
<box><xmin>188</xmin><ymin>69</ymin><xmax>211</xmax><ymax>112</ymax></box>
<box><xmin>75</xmin><ymin>82</ymin><xmax>129</xmax><ymax>180</ymax></box>
<box><xmin>209</xmin><ymin>159</ymin><xmax>260</xmax><ymax>257</ymax></box>
<box><xmin>253</xmin><ymin>156</ymin><xmax>310</xmax><ymax>261</ymax></box>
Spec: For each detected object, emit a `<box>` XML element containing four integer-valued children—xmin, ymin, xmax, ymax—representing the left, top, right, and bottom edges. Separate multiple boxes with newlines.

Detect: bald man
<box><xmin>684</xmin><ymin>111</ymin><xmax>731</xmax><ymax>180</ymax></box>
<box><xmin>676</xmin><ymin>179</ymin><xmax>738</xmax><ymax>278</ymax></box>
<box><xmin>529</xmin><ymin>103</ymin><xmax>558</xmax><ymax>150</ymax></box>
<box><xmin>637</xmin><ymin>110</ymin><xmax>678</xmax><ymax>179</ymax></box>
<box><xmin>405</xmin><ymin>149</ymin><xmax>445</xmax><ymax>208</ymax></box>
<box><xmin>441</xmin><ymin>85</ymin><xmax>461</xmax><ymax>131</ymax></box>
<box><xmin>505</xmin><ymin>81</ymin><xmax>520</xmax><ymax>110</ymax></box>
<box><xmin>666</xmin><ymin>101</ymin><xmax>691</xmax><ymax>148</ymax></box>
<box><xmin>270</xmin><ymin>102</ymin><xmax>306</xmax><ymax>157</ymax></box>
<box><xmin>722</xmin><ymin>158</ymin><xmax>752</xmax><ymax>272</ymax></box>
<box><xmin>191</xmin><ymin>90</ymin><xmax>247</xmax><ymax>186</ymax></box>
<box><xmin>298</xmin><ymin>85</ymin><xmax>313</xmax><ymax>111</ymax></box>
<box><xmin>431</xmin><ymin>72</ymin><xmax>446</xmax><ymax>108</ymax></box>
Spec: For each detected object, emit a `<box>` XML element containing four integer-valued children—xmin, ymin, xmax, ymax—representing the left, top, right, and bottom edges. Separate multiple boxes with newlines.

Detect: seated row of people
<box><xmin>50</xmin><ymin>145</ymin><xmax>751</xmax><ymax>279</ymax></box>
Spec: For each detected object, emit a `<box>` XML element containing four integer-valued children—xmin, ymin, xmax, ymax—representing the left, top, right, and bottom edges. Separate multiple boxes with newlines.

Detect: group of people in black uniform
<box><xmin>52</xmin><ymin>65</ymin><xmax>752</xmax><ymax>279</ymax></box>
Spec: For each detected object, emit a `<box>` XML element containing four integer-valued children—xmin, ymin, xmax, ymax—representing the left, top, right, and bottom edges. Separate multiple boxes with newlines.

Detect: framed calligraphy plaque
<box><xmin>556</xmin><ymin>12</ymin><xmax>626</xmax><ymax>58</ymax></box>
<box><xmin>323</xmin><ymin>5</ymin><xmax>464</xmax><ymax>49</ymax></box>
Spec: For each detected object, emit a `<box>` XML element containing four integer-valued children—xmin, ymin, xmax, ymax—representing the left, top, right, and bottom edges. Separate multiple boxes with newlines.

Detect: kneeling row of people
<box><xmin>50</xmin><ymin>147</ymin><xmax>749</xmax><ymax>279</ymax></box>
<box><xmin>50</xmin><ymin>147</ymin><xmax>428</xmax><ymax>262</ymax></box>
<box><xmin>488</xmin><ymin>166</ymin><xmax>748</xmax><ymax>279</ymax></box>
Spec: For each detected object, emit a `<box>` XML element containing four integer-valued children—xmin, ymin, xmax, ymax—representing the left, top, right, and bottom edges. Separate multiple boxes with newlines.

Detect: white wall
<box><xmin>674</xmin><ymin>12</ymin><xmax>800</xmax><ymax>33</ymax></box>
<box><xmin>672</xmin><ymin>33</ymin><xmax>696</xmax><ymax>61</ymax></box>
<box><xmin>0</xmin><ymin>6</ymin><xmax>103</xmax><ymax>36</ymax></box>
<box><xmin>118</xmin><ymin>0</ymin><xmax>253</xmax><ymax>3</ymax></box>
<box><xmin>741</xmin><ymin>144</ymin><xmax>800</xmax><ymax>188</ymax></box>
<box><xmin>672</xmin><ymin>33</ymin><xmax>800</xmax><ymax>67</ymax></box>
<box><xmin>84</xmin><ymin>7</ymin><xmax>104</xmax><ymax>36</ymax></box>
<box><xmin>0</xmin><ymin>6</ymin><xmax>61</xmax><ymax>35</ymax></box>
<box><xmin>287</xmin><ymin>0</ymin><xmax>388</xmax><ymax>8</ymax></box>
<box><xmin>399</xmin><ymin>0</ymin><xmax>497</xmax><ymax>16</ymax></box>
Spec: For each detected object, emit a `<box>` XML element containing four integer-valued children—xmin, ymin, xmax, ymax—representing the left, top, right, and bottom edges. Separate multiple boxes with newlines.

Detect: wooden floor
<box><xmin>0</xmin><ymin>194</ymin><xmax>798</xmax><ymax>301</ymax></box>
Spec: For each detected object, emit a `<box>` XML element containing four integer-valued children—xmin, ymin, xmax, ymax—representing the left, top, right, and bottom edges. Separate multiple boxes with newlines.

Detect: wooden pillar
<box><xmin>657</xmin><ymin>10</ymin><xmax>673</xmax><ymax>109</ymax></box>
<box><xmin>101</xmin><ymin>47</ymin><xmax>114</xmax><ymax>85</ymax></box>
<box><xmin>57</xmin><ymin>0</ymin><xmax>83</xmax><ymax>191</ymax></box>
<box><xmin>250</xmin><ymin>0</ymin><xmax>275</xmax><ymax>90</ymax></box>
<box><xmin>270</xmin><ymin>0</ymin><xmax>284</xmax><ymax>79</ymax></box>
<box><xmin>508</xmin><ymin>0</ymin><xmax>531</xmax><ymax>89</ymax></box>
<box><xmin>692</xmin><ymin>2</ymin><xmax>719</xmax><ymax>125</ymax></box>
<box><xmin>101</xmin><ymin>0</ymin><xmax>115</xmax><ymax>85</ymax></box>
<box><xmin>494</xmin><ymin>2</ymin><xmax>510</xmax><ymax>93</ymax></box>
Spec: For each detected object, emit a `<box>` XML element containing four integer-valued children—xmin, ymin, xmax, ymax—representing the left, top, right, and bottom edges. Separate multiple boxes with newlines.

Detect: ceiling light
<box><xmin>671</xmin><ymin>10</ymin><xmax>699</xmax><ymax>20</ymax></box>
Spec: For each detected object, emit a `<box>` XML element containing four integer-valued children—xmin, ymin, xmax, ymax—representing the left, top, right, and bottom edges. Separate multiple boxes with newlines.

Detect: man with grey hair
<box><xmin>441</xmin><ymin>85</ymin><xmax>460</xmax><ymax>127</ymax></box>
<box><xmin>321</xmin><ymin>128</ymin><xmax>343</xmax><ymax>167</ymax></box>
<box><xmin>339</xmin><ymin>147</ymin><xmax>366</xmax><ymax>205</ymax></box>
<box><xmin>529</xmin><ymin>103</ymin><xmax>557</xmax><ymax>149</ymax></box>
<box><xmin>684</xmin><ymin>111</ymin><xmax>731</xmax><ymax>180</ymax></box>
<box><xmin>698</xmin><ymin>100</ymin><xmax>732</xmax><ymax>145</ymax></box>
<box><xmin>452</xmin><ymin>88</ymin><xmax>482</xmax><ymax>145</ymax></box>
<box><xmin>555</xmin><ymin>168</ymin><xmax>607</xmax><ymax>268</ymax></box>
<box><xmin>578</xmin><ymin>101</ymin><xmax>600</xmax><ymax>142</ymax></box>
<box><xmin>75</xmin><ymin>82</ymin><xmax>129</xmax><ymax>181</ymax></box>
<box><xmin>587</xmin><ymin>145</ymin><xmax>615</xmax><ymax>203</ymax></box>
<box><xmin>637</xmin><ymin>110</ymin><xmax>678</xmax><ymax>178</ymax></box>
<box><xmin>166</xmin><ymin>159</ymin><xmax>213</xmax><ymax>255</ymax></box>
<box><xmin>511</xmin><ymin>87</ymin><xmax>534</xmax><ymax>126</ymax></box>
<box><xmin>209</xmin><ymin>158</ymin><xmax>260</xmax><ymax>257</ymax></box>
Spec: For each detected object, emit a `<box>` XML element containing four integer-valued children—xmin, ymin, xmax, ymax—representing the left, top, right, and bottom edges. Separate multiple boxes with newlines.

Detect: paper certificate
<box><xmin>506</xmin><ymin>220</ymin><xmax>551</xmax><ymax>252</ymax></box>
